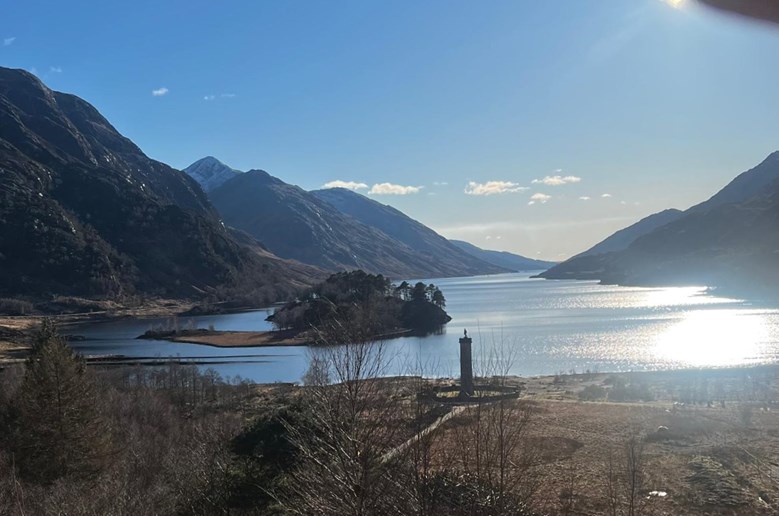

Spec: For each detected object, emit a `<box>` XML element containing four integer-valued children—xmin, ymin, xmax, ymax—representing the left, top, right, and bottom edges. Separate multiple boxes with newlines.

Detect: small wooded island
<box><xmin>140</xmin><ymin>271</ymin><xmax>451</xmax><ymax>346</ymax></box>
<box><xmin>268</xmin><ymin>271</ymin><xmax>451</xmax><ymax>340</ymax></box>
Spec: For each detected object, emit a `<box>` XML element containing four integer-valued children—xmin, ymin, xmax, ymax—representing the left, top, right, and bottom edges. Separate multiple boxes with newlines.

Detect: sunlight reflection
<box><xmin>653</xmin><ymin>310</ymin><xmax>767</xmax><ymax>367</ymax></box>
<box><xmin>641</xmin><ymin>286</ymin><xmax>734</xmax><ymax>308</ymax></box>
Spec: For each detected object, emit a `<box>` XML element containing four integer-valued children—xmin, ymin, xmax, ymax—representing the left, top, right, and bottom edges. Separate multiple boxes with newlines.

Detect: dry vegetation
<box><xmin>2</xmin><ymin>319</ymin><xmax>779</xmax><ymax>515</ymax></box>
<box><xmin>507</xmin><ymin>369</ymin><xmax>779</xmax><ymax>515</ymax></box>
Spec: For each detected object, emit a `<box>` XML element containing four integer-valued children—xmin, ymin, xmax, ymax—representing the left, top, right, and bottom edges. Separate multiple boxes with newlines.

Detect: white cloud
<box><xmin>49</xmin><ymin>66</ymin><xmax>62</xmax><ymax>73</ymax></box>
<box><xmin>601</xmin><ymin>193</ymin><xmax>612</xmax><ymax>198</ymax></box>
<box><xmin>322</xmin><ymin>180</ymin><xmax>368</xmax><ymax>191</ymax></box>
<box><xmin>435</xmin><ymin>216</ymin><xmax>638</xmax><ymax>236</ymax></box>
<box><xmin>368</xmin><ymin>183</ymin><xmax>422</xmax><ymax>195</ymax></box>
<box><xmin>152</xmin><ymin>87</ymin><xmax>169</xmax><ymax>97</ymax></box>
<box><xmin>528</xmin><ymin>193</ymin><xmax>552</xmax><ymax>206</ymax></box>
<box><xmin>3</xmin><ymin>37</ymin><xmax>16</xmax><ymax>46</ymax></box>
<box><xmin>433</xmin><ymin>181</ymin><xmax>448</xmax><ymax>186</ymax></box>
<box><xmin>464</xmin><ymin>180</ymin><xmax>526</xmax><ymax>196</ymax></box>
<box><xmin>579</xmin><ymin>196</ymin><xmax>591</xmax><ymax>201</ymax></box>
<box><xmin>532</xmin><ymin>175</ymin><xmax>581</xmax><ymax>186</ymax></box>
<box><xmin>205</xmin><ymin>93</ymin><xmax>236</xmax><ymax>101</ymax></box>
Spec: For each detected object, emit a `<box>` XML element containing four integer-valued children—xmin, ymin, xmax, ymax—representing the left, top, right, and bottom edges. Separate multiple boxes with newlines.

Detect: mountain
<box><xmin>310</xmin><ymin>187</ymin><xmax>507</xmax><ymax>275</ymax></box>
<box><xmin>183</xmin><ymin>156</ymin><xmax>240</xmax><ymax>192</ymax></box>
<box><xmin>207</xmin><ymin>172</ymin><xmax>505</xmax><ymax>278</ymax></box>
<box><xmin>539</xmin><ymin>152</ymin><xmax>779</xmax><ymax>296</ymax></box>
<box><xmin>449</xmin><ymin>240</ymin><xmax>556</xmax><ymax>271</ymax></box>
<box><xmin>688</xmin><ymin>151</ymin><xmax>779</xmax><ymax>213</ymax></box>
<box><xmin>0</xmin><ymin>66</ymin><xmax>312</xmax><ymax>302</ymax></box>
<box><xmin>538</xmin><ymin>208</ymin><xmax>685</xmax><ymax>279</ymax></box>
<box><xmin>573</xmin><ymin>209</ymin><xmax>684</xmax><ymax>258</ymax></box>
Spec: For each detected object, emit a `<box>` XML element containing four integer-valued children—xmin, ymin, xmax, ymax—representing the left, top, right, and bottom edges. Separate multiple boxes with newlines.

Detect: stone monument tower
<box><xmin>459</xmin><ymin>329</ymin><xmax>474</xmax><ymax>397</ymax></box>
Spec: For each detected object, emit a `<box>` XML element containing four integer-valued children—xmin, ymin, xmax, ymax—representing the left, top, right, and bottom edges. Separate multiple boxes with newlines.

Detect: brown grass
<box><xmin>420</xmin><ymin>367</ymin><xmax>779</xmax><ymax>515</ymax></box>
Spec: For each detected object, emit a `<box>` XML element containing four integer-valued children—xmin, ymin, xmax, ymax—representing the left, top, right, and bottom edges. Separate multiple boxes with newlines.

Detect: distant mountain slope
<box><xmin>449</xmin><ymin>240</ymin><xmax>555</xmax><ymax>271</ymax></box>
<box><xmin>311</xmin><ymin>187</ymin><xmax>506</xmax><ymax>275</ymax></box>
<box><xmin>539</xmin><ymin>151</ymin><xmax>779</xmax><ymax>296</ymax></box>
<box><xmin>539</xmin><ymin>209</ymin><xmax>685</xmax><ymax>279</ymax></box>
<box><xmin>574</xmin><ymin>209</ymin><xmax>684</xmax><ymax>258</ymax></box>
<box><xmin>0</xmin><ymin>67</ymin><xmax>311</xmax><ymax>301</ymax></box>
<box><xmin>689</xmin><ymin>151</ymin><xmax>779</xmax><ymax>213</ymax></box>
<box><xmin>183</xmin><ymin>156</ymin><xmax>240</xmax><ymax>192</ymax></box>
<box><xmin>209</xmin><ymin>172</ymin><xmax>504</xmax><ymax>278</ymax></box>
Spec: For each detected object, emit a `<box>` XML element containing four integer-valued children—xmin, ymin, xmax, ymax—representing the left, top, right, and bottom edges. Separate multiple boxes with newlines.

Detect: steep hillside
<box><xmin>575</xmin><ymin>209</ymin><xmax>685</xmax><ymax>258</ymax></box>
<box><xmin>449</xmin><ymin>240</ymin><xmax>555</xmax><ymax>271</ymax></box>
<box><xmin>209</xmin><ymin>173</ymin><xmax>504</xmax><ymax>278</ymax></box>
<box><xmin>689</xmin><ymin>151</ymin><xmax>779</xmax><ymax>213</ymax></box>
<box><xmin>0</xmin><ymin>67</ymin><xmax>311</xmax><ymax>302</ymax></box>
<box><xmin>540</xmin><ymin>152</ymin><xmax>779</xmax><ymax>296</ymax></box>
<box><xmin>311</xmin><ymin>187</ymin><xmax>506</xmax><ymax>276</ymax></box>
<box><xmin>539</xmin><ymin>209</ymin><xmax>684</xmax><ymax>279</ymax></box>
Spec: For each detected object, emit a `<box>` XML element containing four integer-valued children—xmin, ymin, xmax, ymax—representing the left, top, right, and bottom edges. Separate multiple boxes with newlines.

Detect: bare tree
<box><xmin>603</xmin><ymin>430</ymin><xmax>646</xmax><ymax>516</ymax></box>
<box><xmin>277</xmin><ymin>317</ymin><xmax>415</xmax><ymax>515</ymax></box>
<box><xmin>443</xmin><ymin>334</ymin><xmax>539</xmax><ymax>514</ymax></box>
<box><xmin>624</xmin><ymin>433</ymin><xmax>645</xmax><ymax>516</ymax></box>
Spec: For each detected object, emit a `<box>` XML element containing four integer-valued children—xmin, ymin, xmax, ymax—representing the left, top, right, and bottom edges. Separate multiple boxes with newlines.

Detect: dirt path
<box><xmin>382</xmin><ymin>406</ymin><xmax>466</xmax><ymax>463</ymax></box>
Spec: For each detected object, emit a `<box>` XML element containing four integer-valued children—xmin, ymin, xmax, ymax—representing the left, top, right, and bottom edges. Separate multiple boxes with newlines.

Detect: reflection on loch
<box><xmin>69</xmin><ymin>273</ymin><xmax>779</xmax><ymax>383</ymax></box>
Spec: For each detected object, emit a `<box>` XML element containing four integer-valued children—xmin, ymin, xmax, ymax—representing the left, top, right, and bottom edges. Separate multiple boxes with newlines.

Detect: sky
<box><xmin>2</xmin><ymin>0</ymin><xmax>779</xmax><ymax>261</ymax></box>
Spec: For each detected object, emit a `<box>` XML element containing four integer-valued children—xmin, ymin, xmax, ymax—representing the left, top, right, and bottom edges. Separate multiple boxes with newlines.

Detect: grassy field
<box><xmin>428</xmin><ymin>367</ymin><xmax>779</xmax><ymax>515</ymax></box>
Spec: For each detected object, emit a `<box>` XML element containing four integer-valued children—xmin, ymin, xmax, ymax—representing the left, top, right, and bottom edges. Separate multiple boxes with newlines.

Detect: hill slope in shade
<box><xmin>208</xmin><ymin>172</ymin><xmax>504</xmax><ymax>278</ymax></box>
<box><xmin>183</xmin><ymin>156</ymin><xmax>241</xmax><ymax>192</ymax></box>
<box><xmin>311</xmin><ymin>187</ymin><xmax>506</xmax><ymax>276</ymax></box>
<box><xmin>574</xmin><ymin>209</ymin><xmax>685</xmax><ymax>258</ymax></box>
<box><xmin>0</xmin><ymin>67</ymin><xmax>311</xmax><ymax>301</ymax></box>
<box><xmin>539</xmin><ymin>209</ymin><xmax>685</xmax><ymax>279</ymax></box>
<box><xmin>540</xmin><ymin>152</ymin><xmax>779</xmax><ymax>296</ymax></box>
<box><xmin>689</xmin><ymin>151</ymin><xmax>779</xmax><ymax>213</ymax></box>
<box><xmin>449</xmin><ymin>240</ymin><xmax>556</xmax><ymax>271</ymax></box>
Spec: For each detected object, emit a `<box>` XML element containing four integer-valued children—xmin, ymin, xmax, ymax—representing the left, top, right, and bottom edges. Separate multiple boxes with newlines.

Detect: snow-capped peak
<box><xmin>183</xmin><ymin>156</ymin><xmax>241</xmax><ymax>192</ymax></box>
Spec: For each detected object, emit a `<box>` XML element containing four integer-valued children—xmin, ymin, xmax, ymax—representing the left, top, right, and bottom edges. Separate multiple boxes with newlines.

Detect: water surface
<box><xmin>70</xmin><ymin>273</ymin><xmax>779</xmax><ymax>383</ymax></box>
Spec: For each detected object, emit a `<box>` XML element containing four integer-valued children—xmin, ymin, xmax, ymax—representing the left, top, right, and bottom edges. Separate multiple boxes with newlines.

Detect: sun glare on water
<box><xmin>653</xmin><ymin>310</ymin><xmax>769</xmax><ymax>367</ymax></box>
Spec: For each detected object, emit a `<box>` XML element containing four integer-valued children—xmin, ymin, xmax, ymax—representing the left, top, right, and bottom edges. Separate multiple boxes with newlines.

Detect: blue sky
<box><xmin>3</xmin><ymin>0</ymin><xmax>779</xmax><ymax>260</ymax></box>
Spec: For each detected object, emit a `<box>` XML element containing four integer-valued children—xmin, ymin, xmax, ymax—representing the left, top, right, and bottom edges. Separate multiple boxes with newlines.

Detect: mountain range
<box><xmin>0</xmin><ymin>66</ymin><xmax>313</xmax><ymax>302</ymax></box>
<box><xmin>182</xmin><ymin>156</ymin><xmax>550</xmax><ymax>278</ymax></box>
<box><xmin>449</xmin><ymin>240</ymin><xmax>556</xmax><ymax>271</ymax></box>
<box><xmin>192</xmin><ymin>164</ymin><xmax>504</xmax><ymax>278</ymax></box>
<box><xmin>540</xmin><ymin>151</ymin><xmax>779</xmax><ymax>296</ymax></box>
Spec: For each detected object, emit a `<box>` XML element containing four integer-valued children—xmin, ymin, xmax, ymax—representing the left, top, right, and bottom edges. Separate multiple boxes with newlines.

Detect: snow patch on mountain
<box><xmin>184</xmin><ymin>156</ymin><xmax>241</xmax><ymax>192</ymax></box>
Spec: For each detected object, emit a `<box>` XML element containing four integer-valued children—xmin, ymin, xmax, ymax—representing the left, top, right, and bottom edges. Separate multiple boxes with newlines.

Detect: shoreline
<box><xmin>0</xmin><ymin>300</ymin><xmax>277</xmax><ymax>362</ymax></box>
<box><xmin>139</xmin><ymin>328</ymin><xmax>312</xmax><ymax>347</ymax></box>
<box><xmin>137</xmin><ymin>327</ymin><xmax>416</xmax><ymax>348</ymax></box>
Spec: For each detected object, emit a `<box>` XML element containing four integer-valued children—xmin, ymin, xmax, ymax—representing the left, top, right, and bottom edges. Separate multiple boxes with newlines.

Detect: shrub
<box><xmin>0</xmin><ymin>298</ymin><xmax>33</xmax><ymax>316</ymax></box>
<box><xmin>579</xmin><ymin>384</ymin><xmax>607</xmax><ymax>401</ymax></box>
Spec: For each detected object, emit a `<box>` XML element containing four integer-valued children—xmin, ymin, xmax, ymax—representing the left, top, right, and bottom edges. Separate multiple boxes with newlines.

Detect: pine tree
<box><xmin>13</xmin><ymin>319</ymin><xmax>113</xmax><ymax>483</ymax></box>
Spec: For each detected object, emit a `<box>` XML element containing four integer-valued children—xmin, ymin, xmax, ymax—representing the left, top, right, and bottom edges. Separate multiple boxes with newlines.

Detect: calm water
<box><xmin>69</xmin><ymin>273</ymin><xmax>779</xmax><ymax>383</ymax></box>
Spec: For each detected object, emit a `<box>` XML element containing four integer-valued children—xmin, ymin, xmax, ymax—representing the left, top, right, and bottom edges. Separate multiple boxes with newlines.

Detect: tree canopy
<box><xmin>268</xmin><ymin>271</ymin><xmax>450</xmax><ymax>339</ymax></box>
<box><xmin>12</xmin><ymin>319</ymin><xmax>113</xmax><ymax>483</ymax></box>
